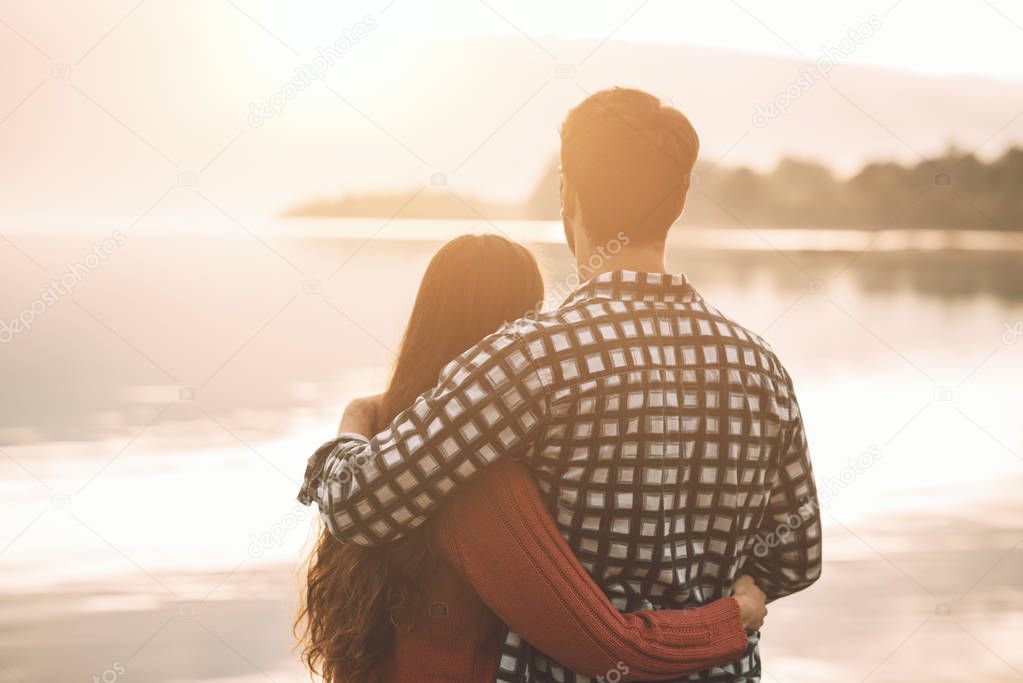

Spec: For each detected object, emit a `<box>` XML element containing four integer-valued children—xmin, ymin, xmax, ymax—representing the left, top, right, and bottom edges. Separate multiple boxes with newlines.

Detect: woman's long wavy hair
<box><xmin>295</xmin><ymin>234</ymin><xmax>545</xmax><ymax>683</ymax></box>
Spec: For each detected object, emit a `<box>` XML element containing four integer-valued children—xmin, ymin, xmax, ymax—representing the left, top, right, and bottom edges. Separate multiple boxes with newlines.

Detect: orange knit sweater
<box><xmin>373</xmin><ymin>459</ymin><xmax>749</xmax><ymax>681</ymax></box>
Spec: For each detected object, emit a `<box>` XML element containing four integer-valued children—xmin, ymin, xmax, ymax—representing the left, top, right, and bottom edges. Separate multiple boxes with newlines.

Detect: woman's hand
<box><xmin>732</xmin><ymin>575</ymin><xmax>767</xmax><ymax>631</ymax></box>
<box><xmin>338</xmin><ymin>394</ymin><xmax>384</xmax><ymax>436</ymax></box>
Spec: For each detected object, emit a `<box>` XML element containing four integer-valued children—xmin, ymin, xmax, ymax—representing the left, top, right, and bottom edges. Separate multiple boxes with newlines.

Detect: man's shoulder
<box><xmin>488</xmin><ymin>303</ymin><xmax>605</xmax><ymax>357</ymax></box>
<box><xmin>685</xmin><ymin>294</ymin><xmax>768</xmax><ymax>347</ymax></box>
<box><xmin>497</xmin><ymin>296</ymin><xmax>784</xmax><ymax>355</ymax></box>
<box><xmin>471</xmin><ymin>295</ymin><xmax>797</xmax><ymax>390</ymax></box>
<box><xmin>493</xmin><ymin>307</ymin><xmax>577</xmax><ymax>340</ymax></box>
<box><xmin>436</xmin><ymin>318</ymin><xmax>551</xmax><ymax>388</ymax></box>
<box><xmin>696</xmin><ymin>297</ymin><xmax>792</xmax><ymax>380</ymax></box>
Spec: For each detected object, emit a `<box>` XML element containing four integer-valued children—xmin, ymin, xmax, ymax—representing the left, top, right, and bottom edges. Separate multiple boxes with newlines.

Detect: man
<box><xmin>299</xmin><ymin>87</ymin><xmax>821</xmax><ymax>681</ymax></box>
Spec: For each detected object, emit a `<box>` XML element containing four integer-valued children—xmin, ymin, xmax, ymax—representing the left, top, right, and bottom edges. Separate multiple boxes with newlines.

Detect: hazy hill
<box><xmin>5</xmin><ymin>34</ymin><xmax>1022</xmax><ymax>220</ymax></box>
<box><xmin>283</xmin><ymin>35</ymin><xmax>1023</xmax><ymax>227</ymax></box>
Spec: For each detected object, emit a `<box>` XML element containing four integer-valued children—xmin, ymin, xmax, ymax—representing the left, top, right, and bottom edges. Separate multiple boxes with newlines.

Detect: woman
<box><xmin>296</xmin><ymin>235</ymin><xmax>765</xmax><ymax>682</ymax></box>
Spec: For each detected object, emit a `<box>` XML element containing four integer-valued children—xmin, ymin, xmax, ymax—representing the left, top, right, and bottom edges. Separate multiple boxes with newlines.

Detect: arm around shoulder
<box><xmin>298</xmin><ymin>329</ymin><xmax>550</xmax><ymax>546</ymax></box>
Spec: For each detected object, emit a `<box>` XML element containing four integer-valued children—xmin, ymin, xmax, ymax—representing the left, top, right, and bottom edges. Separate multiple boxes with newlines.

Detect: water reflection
<box><xmin>2</xmin><ymin>227</ymin><xmax>1021</xmax><ymax>445</ymax></box>
<box><xmin>1</xmin><ymin>222</ymin><xmax>1021</xmax><ymax>682</ymax></box>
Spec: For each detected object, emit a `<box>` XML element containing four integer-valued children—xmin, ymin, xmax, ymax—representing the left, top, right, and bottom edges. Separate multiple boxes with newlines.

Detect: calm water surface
<box><xmin>1</xmin><ymin>219</ymin><xmax>1021</xmax><ymax>682</ymax></box>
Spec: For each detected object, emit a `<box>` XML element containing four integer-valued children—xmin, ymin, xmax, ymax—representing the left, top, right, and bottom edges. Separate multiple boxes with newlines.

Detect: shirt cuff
<box><xmin>296</xmin><ymin>434</ymin><xmax>370</xmax><ymax>505</ymax></box>
<box><xmin>697</xmin><ymin>597</ymin><xmax>750</xmax><ymax>661</ymax></box>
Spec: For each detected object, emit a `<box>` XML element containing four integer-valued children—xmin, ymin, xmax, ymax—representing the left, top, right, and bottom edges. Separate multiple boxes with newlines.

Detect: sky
<box><xmin>262</xmin><ymin>0</ymin><xmax>1023</xmax><ymax>82</ymax></box>
<box><xmin>1</xmin><ymin>0</ymin><xmax>1022</xmax><ymax>220</ymax></box>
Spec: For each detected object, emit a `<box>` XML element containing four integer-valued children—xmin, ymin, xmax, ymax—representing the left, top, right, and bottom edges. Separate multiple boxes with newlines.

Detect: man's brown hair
<box><xmin>560</xmin><ymin>87</ymin><xmax>699</xmax><ymax>245</ymax></box>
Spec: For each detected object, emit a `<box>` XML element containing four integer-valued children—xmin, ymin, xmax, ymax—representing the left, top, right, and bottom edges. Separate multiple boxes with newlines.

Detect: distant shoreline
<box><xmin>286</xmin><ymin>148</ymin><xmax>1023</xmax><ymax>232</ymax></box>
<box><xmin>2</xmin><ymin>219</ymin><xmax>1020</xmax><ymax>252</ymax></box>
<box><xmin>275</xmin><ymin>219</ymin><xmax>1023</xmax><ymax>253</ymax></box>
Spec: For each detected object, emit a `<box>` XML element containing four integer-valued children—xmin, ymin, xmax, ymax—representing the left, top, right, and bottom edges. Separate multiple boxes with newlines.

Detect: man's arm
<box><xmin>298</xmin><ymin>328</ymin><xmax>549</xmax><ymax>546</ymax></box>
<box><xmin>742</xmin><ymin>379</ymin><xmax>822</xmax><ymax>601</ymax></box>
<box><xmin>433</xmin><ymin>459</ymin><xmax>755</xmax><ymax>680</ymax></box>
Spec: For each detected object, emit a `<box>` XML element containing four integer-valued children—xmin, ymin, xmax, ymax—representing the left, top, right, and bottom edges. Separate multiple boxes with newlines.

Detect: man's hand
<box><xmin>338</xmin><ymin>394</ymin><xmax>384</xmax><ymax>436</ymax></box>
<box><xmin>732</xmin><ymin>575</ymin><xmax>767</xmax><ymax>631</ymax></box>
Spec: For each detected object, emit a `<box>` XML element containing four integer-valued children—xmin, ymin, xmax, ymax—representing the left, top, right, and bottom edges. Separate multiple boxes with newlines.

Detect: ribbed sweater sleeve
<box><xmin>433</xmin><ymin>460</ymin><xmax>748</xmax><ymax>680</ymax></box>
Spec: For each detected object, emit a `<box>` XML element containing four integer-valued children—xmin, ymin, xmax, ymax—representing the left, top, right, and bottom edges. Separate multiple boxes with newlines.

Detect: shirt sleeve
<box><xmin>297</xmin><ymin>328</ymin><xmax>549</xmax><ymax>546</ymax></box>
<box><xmin>742</xmin><ymin>375</ymin><xmax>823</xmax><ymax>601</ymax></box>
<box><xmin>433</xmin><ymin>458</ymin><xmax>749</xmax><ymax>680</ymax></box>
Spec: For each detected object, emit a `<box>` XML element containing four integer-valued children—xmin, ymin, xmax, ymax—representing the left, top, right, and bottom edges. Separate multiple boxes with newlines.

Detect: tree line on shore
<box><xmin>288</xmin><ymin>147</ymin><xmax>1023</xmax><ymax>230</ymax></box>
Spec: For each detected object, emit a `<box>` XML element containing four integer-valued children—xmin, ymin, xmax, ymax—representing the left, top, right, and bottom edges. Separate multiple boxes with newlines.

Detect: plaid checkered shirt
<box><xmin>299</xmin><ymin>270</ymin><xmax>822</xmax><ymax>682</ymax></box>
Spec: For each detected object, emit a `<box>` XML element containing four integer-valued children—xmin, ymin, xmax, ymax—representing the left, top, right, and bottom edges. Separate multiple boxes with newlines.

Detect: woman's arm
<box><xmin>431</xmin><ymin>459</ymin><xmax>752</xmax><ymax>681</ymax></box>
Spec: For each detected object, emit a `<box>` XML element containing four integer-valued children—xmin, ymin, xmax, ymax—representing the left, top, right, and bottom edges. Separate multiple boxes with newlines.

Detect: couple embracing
<box><xmin>296</xmin><ymin>87</ymin><xmax>822</xmax><ymax>682</ymax></box>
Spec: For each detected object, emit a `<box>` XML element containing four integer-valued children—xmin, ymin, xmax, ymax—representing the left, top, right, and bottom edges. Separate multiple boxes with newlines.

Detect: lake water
<box><xmin>1</xmin><ymin>218</ymin><xmax>1022</xmax><ymax>682</ymax></box>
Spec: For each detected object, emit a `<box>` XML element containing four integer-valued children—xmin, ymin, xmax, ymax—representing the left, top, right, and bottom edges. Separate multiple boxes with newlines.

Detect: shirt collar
<box><xmin>560</xmin><ymin>270</ymin><xmax>701</xmax><ymax>308</ymax></box>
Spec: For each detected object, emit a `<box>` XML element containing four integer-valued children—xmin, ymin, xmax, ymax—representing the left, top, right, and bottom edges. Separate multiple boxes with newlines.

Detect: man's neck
<box><xmin>574</xmin><ymin>243</ymin><xmax>668</xmax><ymax>281</ymax></box>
